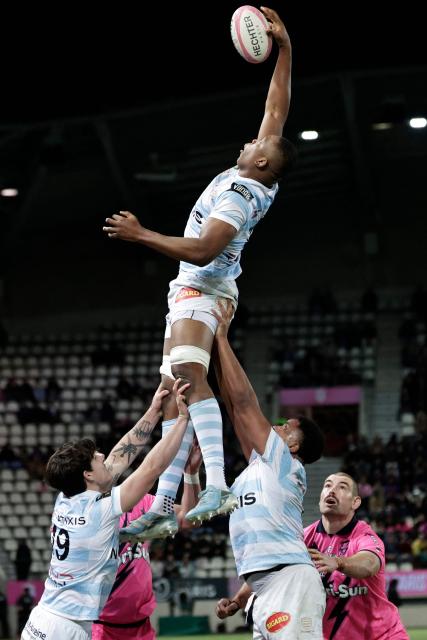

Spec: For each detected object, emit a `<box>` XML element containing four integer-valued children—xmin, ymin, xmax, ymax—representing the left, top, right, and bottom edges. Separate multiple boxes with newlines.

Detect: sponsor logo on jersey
<box><xmin>236</xmin><ymin>492</ymin><xmax>256</xmax><ymax>508</ymax></box>
<box><xmin>193</xmin><ymin>210</ymin><xmax>203</xmax><ymax>224</ymax></box>
<box><xmin>266</xmin><ymin>612</ymin><xmax>291</xmax><ymax>632</ymax></box>
<box><xmin>54</xmin><ymin>514</ymin><xmax>86</xmax><ymax>526</ymax></box>
<box><xmin>120</xmin><ymin>541</ymin><xmax>150</xmax><ymax>565</ymax></box>
<box><xmin>176</xmin><ymin>287</ymin><xmax>202</xmax><ymax>302</ymax></box>
<box><xmin>326</xmin><ymin>582</ymin><xmax>369</xmax><ymax>598</ymax></box>
<box><xmin>338</xmin><ymin>540</ymin><xmax>349</xmax><ymax>555</ymax></box>
<box><xmin>229</xmin><ymin>182</ymin><xmax>254</xmax><ymax>201</ymax></box>
<box><xmin>26</xmin><ymin>620</ymin><xmax>47</xmax><ymax>639</ymax></box>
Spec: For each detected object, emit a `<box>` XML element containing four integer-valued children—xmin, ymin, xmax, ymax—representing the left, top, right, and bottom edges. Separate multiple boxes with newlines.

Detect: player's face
<box><xmin>237</xmin><ymin>137</ymin><xmax>272</xmax><ymax>166</ymax></box>
<box><xmin>274</xmin><ymin>418</ymin><xmax>301</xmax><ymax>449</ymax></box>
<box><xmin>89</xmin><ymin>451</ymin><xmax>112</xmax><ymax>490</ymax></box>
<box><xmin>319</xmin><ymin>474</ymin><xmax>359</xmax><ymax>516</ymax></box>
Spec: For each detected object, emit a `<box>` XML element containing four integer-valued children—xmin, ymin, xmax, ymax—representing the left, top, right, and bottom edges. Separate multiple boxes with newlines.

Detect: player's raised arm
<box><xmin>103</xmin><ymin>384</ymin><xmax>168</xmax><ymax>485</ymax></box>
<box><xmin>119</xmin><ymin>379</ymin><xmax>190</xmax><ymax>513</ymax></box>
<box><xmin>212</xmin><ymin>300</ymin><xmax>271</xmax><ymax>460</ymax></box>
<box><xmin>257</xmin><ymin>7</ymin><xmax>292</xmax><ymax>140</ymax></box>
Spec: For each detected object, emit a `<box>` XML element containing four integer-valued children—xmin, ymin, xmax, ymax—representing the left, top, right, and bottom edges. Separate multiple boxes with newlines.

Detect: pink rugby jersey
<box><xmin>304</xmin><ymin>517</ymin><xmax>409</xmax><ymax>640</ymax></box>
<box><xmin>96</xmin><ymin>495</ymin><xmax>156</xmax><ymax>628</ymax></box>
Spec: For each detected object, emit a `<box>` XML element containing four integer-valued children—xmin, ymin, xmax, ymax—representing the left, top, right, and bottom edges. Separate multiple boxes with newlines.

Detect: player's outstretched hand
<box><xmin>103</xmin><ymin>211</ymin><xmax>144</xmax><ymax>242</ymax></box>
<box><xmin>150</xmin><ymin>384</ymin><xmax>170</xmax><ymax>413</ymax></box>
<box><xmin>309</xmin><ymin>548</ymin><xmax>340</xmax><ymax>574</ymax></box>
<box><xmin>184</xmin><ymin>436</ymin><xmax>202</xmax><ymax>474</ymax></box>
<box><xmin>212</xmin><ymin>298</ymin><xmax>234</xmax><ymax>339</ymax></box>
<box><xmin>173</xmin><ymin>378</ymin><xmax>190</xmax><ymax>419</ymax></box>
<box><xmin>260</xmin><ymin>6</ymin><xmax>290</xmax><ymax>48</ymax></box>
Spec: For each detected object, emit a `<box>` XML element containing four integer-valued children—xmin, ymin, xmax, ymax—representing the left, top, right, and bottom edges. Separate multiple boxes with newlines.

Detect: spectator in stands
<box><xmin>411</xmin><ymin>284</ymin><xmax>427</xmax><ymax>320</ymax></box>
<box><xmin>415</xmin><ymin>410</ymin><xmax>427</xmax><ymax>435</ymax></box>
<box><xmin>387</xmin><ymin>578</ymin><xmax>402</xmax><ymax>608</ymax></box>
<box><xmin>411</xmin><ymin>528</ymin><xmax>427</xmax><ymax>568</ymax></box>
<box><xmin>16</xmin><ymin>587</ymin><xmax>34</xmax><ymax>637</ymax></box>
<box><xmin>14</xmin><ymin>540</ymin><xmax>32</xmax><ymax>580</ymax></box>
<box><xmin>45</xmin><ymin>376</ymin><xmax>62</xmax><ymax>403</ymax></box>
<box><xmin>20</xmin><ymin>380</ymin><xmax>190</xmax><ymax>640</ymax></box>
<box><xmin>92</xmin><ymin>440</ymin><xmax>202</xmax><ymax>640</ymax></box>
<box><xmin>0</xmin><ymin>320</ymin><xmax>8</xmax><ymax>348</ymax></box>
<box><xmin>116</xmin><ymin>376</ymin><xmax>135</xmax><ymax>400</ymax></box>
<box><xmin>361</xmin><ymin>286</ymin><xmax>378</xmax><ymax>312</ymax></box>
<box><xmin>100</xmin><ymin>396</ymin><xmax>116</xmax><ymax>425</ymax></box>
<box><xmin>0</xmin><ymin>442</ymin><xmax>20</xmax><ymax>467</ymax></box>
<box><xmin>308</xmin><ymin>286</ymin><xmax>337</xmax><ymax>315</ymax></box>
<box><xmin>0</xmin><ymin>588</ymin><xmax>10</xmax><ymax>639</ymax></box>
<box><xmin>103</xmin><ymin>6</ymin><xmax>295</xmax><ymax>530</ymax></box>
<box><xmin>304</xmin><ymin>472</ymin><xmax>408</xmax><ymax>639</ymax></box>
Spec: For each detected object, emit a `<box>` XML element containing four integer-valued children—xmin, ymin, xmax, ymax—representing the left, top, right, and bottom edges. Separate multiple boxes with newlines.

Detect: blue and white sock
<box><xmin>150</xmin><ymin>418</ymin><xmax>195</xmax><ymax>515</ymax></box>
<box><xmin>189</xmin><ymin>398</ymin><xmax>227</xmax><ymax>490</ymax></box>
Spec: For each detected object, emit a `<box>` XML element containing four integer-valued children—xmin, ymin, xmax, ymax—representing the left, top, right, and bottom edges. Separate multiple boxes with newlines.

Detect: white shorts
<box><xmin>21</xmin><ymin>605</ymin><xmax>92</xmax><ymax>640</ymax></box>
<box><xmin>166</xmin><ymin>280</ymin><xmax>236</xmax><ymax>335</ymax></box>
<box><xmin>250</xmin><ymin>564</ymin><xmax>325</xmax><ymax>640</ymax></box>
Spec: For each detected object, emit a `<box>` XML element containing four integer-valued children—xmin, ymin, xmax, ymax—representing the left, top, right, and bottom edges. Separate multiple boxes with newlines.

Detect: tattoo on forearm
<box><xmin>113</xmin><ymin>439</ymin><xmax>147</xmax><ymax>463</ymax></box>
<box><xmin>105</xmin><ymin>418</ymin><xmax>156</xmax><ymax>480</ymax></box>
<box><xmin>131</xmin><ymin>419</ymin><xmax>154</xmax><ymax>442</ymax></box>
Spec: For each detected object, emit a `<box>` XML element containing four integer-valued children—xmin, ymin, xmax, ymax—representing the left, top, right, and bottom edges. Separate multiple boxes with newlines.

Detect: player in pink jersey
<box><xmin>92</xmin><ymin>441</ymin><xmax>202</xmax><ymax>640</ymax></box>
<box><xmin>304</xmin><ymin>472</ymin><xmax>409</xmax><ymax>640</ymax></box>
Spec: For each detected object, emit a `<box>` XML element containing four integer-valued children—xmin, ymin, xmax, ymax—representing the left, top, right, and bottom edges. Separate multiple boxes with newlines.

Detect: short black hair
<box><xmin>297</xmin><ymin>415</ymin><xmax>324</xmax><ymax>464</ymax></box>
<box><xmin>277</xmin><ymin>137</ymin><xmax>298</xmax><ymax>179</ymax></box>
<box><xmin>45</xmin><ymin>438</ymin><xmax>96</xmax><ymax>497</ymax></box>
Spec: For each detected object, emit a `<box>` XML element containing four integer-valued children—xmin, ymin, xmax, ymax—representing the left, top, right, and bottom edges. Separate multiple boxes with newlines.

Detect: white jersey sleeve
<box><xmin>209</xmin><ymin>190</ymin><xmax>250</xmax><ymax>232</ymax></box>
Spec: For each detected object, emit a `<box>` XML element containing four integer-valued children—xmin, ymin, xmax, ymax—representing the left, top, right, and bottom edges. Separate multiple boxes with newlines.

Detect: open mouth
<box><xmin>325</xmin><ymin>497</ymin><xmax>337</xmax><ymax>505</ymax></box>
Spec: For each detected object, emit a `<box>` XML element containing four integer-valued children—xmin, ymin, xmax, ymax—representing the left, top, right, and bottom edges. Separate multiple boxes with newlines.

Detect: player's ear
<box><xmin>255</xmin><ymin>156</ymin><xmax>268</xmax><ymax>168</ymax></box>
<box><xmin>352</xmin><ymin>495</ymin><xmax>362</xmax><ymax>510</ymax></box>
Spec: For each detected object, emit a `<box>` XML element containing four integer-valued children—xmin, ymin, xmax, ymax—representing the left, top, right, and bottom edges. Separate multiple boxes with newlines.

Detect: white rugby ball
<box><xmin>230</xmin><ymin>5</ymin><xmax>272</xmax><ymax>64</ymax></box>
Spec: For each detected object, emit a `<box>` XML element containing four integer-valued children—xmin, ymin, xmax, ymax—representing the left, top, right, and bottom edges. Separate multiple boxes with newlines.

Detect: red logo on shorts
<box><xmin>176</xmin><ymin>287</ymin><xmax>202</xmax><ymax>302</ymax></box>
<box><xmin>265</xmin><ymin>612</ymin><xmax>291</xmax><ymax>632</ymax></box>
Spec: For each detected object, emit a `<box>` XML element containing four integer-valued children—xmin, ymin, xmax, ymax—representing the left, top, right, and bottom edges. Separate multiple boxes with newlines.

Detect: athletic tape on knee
<box><xmin>159</xmin><ymin>355</ymin><xmax>175</xmax><ymax>380</ymax></box>
<box><xmin>170</xmin><ymin>345</ymin><xmax>211</xmax><ymax>372</ymax></box>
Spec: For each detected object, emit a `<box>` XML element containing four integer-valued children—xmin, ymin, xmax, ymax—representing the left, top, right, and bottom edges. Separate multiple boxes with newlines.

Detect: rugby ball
<box><xmin>230</xmin><ymin>5</ymin><xmax>272</xmax><ymax>64</ymax></box>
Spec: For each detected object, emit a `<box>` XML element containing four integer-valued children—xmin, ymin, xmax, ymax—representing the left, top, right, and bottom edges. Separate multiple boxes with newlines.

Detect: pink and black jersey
<box><xmin>304</xmin><ymin>517</ymin><xmax>408</xmax><ymax>640</ymax></box>
<box><xmin>93</xmin><ymin>495</ymin><xmax>156</xmax><ymax>639</ymax></box>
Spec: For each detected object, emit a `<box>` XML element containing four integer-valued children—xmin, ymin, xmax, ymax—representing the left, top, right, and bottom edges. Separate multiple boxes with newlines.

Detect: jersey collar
<box><xmin>316</xmin><ymin>515</ymin><xmax>358</xmax><ymax>536</ymax></box>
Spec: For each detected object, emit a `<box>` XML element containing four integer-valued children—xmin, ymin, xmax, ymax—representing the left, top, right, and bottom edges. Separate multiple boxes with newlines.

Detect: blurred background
<box><xmin>0</xmin><ymin>2</ymin><xmax>426</xmax><ymax>638</ymax></box>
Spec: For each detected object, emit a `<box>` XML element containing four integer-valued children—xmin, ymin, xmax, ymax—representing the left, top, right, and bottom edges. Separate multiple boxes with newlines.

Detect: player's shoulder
<box><xmin>227</xmin><ymin>181</ymin><xmax>255</xmax><ymax>202</ymax></box>
<box><xmin>354</xmin><ymin>519</ymin><xmax>377</xmax><ymax>536</ymax></box>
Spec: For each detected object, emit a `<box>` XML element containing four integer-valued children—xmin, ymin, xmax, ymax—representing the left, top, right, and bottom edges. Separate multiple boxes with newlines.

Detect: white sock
<box><xmin>150</xmin><ymin>418</ymin><xmax>195</xmax><ymax>515</ymax></box>
<box><xmin>189</xmin><ymin>398</ymin><xmax>227</xmax><ymax>490</ymax></box>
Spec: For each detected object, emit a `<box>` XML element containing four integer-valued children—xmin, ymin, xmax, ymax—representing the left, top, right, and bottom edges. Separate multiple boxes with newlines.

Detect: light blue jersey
<box><xmin>176</xmin><ymin>166</ymin><xmax>278</xmax><ymax>300</ymax></box>
<box><xmin>229</xmin><ymin>429</ymin><xmax>312</xmax><ymax>578</ymax></box>
<box><xmin>40</xmin><ymin>486</ymin><xmax>123</xmax><ymax>621</ymax></box>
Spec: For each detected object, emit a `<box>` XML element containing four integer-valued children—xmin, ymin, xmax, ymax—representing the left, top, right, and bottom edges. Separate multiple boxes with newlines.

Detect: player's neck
<box><xmin>321</xmin><ymin>513</ymin><xmax>353</xmax><ymax>534</ymax></box>
<box><xmin>238</xmin><ymin>168</ymin><xmax>273</xmax><ymax>188</ymax></box>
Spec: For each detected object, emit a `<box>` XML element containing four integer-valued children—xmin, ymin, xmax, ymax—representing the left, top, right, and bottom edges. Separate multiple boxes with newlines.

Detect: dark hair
<box><xmin>336</xmin><ymin>471</ymin><xmax>359</xmax><ymax>497</ymax></box>
<box><xmin>297</xmin><ymin>415</ymin><xmax>324</xmax><ymax>464</ymax></box>
<box><xmin>45</xmin><ymin>438</ymin><xmax>96</xmax><ymax>497</ymax></box>
<box><xmin>276</xmin><ymin>137</ymin><xmax>298</xmax><ymax>179</ymax></box>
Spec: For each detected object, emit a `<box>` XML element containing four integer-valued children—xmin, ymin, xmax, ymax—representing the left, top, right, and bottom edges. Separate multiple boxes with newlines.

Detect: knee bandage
<box><xmin>170</xmin><ymin>345</ymin><xmax>211</xmax><ymax>372</ymax></box>
<box><xmin>159</xmin><ymin>355</ymin><xmax>175</xmax><ymax>380</ymax></box>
